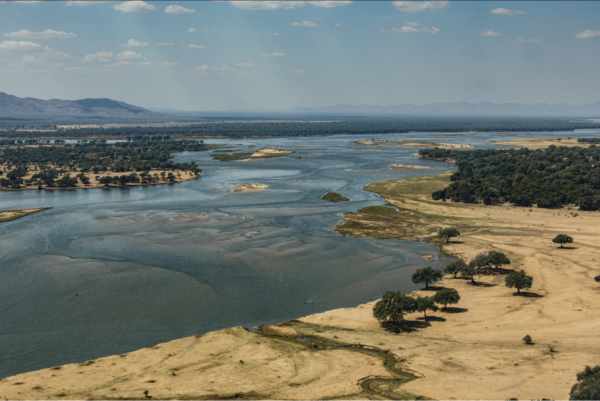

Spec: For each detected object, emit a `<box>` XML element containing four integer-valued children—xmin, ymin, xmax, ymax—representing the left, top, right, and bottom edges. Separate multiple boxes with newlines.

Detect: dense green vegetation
<box><xmin>322</xmin><ymin>192</ymin><xmax>349</xmax><ymax>202</ymax></box>
<box><xmin>570</xmin><ymin>365</ymin><xmax>600</xmax><ymax>400</ymax></box>
<box><xmin>577</xmin><ymin>138</ymin><xmax>600</xmax><ymax>144</ymax></box>
<box><xmin>3</xmin><ymin>117</ymin><xmax>600</xmax><ymax>139</ymax></box>
<box><xmin>210</xmin><ymin>152</ymin><xmax>253</xmax><ymax>161</ymax></box>
<box><xmin>420</xmin><ymin>144</ymin><xmax>600</xmax><ymax>210</ymax></box>
<box><xmin>0</xmin><ymin>139</ymin><xmax>204</xmax><ymax>189</ymax></box>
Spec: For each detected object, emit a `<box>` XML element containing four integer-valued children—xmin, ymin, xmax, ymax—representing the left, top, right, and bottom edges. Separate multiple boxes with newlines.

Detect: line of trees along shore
<box><xmin>0</xmin><ymin>139</ymin><xmax>204</xmax><ymax>189</ymax></box>
<box><xmin>421</xmin><ymin>144</ymin><xmax>600</xmax><ymax>210</ymax></box>
<box><xmin>2</xmin><ymin>118</ymin><xmax>600</xmax><ymax>139</ymax></box>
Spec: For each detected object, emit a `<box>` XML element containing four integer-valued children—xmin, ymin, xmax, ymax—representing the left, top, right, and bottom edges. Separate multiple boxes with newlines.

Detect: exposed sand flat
<box><xmin>226</xmin><ymin>183</ymin><xmax>268</xmax><ymax>192</ymax></box>
<box><xmin>249</xmin><ymin>148</ymin><xmax>293</xmax><ymax>158</ymax></box>
<box><xmin>0</xmin><ymin>207</ymin><xmax>51</xmax><ymax>223</ymax></box>
<box><xmin>428</xmin><ymin>132</ymin><xmax>479</xmax><ymax>136</ymax></box>
<box><xmin>490</xmin><ymin>137</ymin><xmax>592</xmax><ymax>150</ymax></box>
<box><xmin>389</xmin><ymin>164</ymin><xmax>432</xmax><ymax>170</ymax></box>
<box><xmin>0</xmin><ymin>327</ymin><xmax>391</xmax><ymax>400</ymax></box>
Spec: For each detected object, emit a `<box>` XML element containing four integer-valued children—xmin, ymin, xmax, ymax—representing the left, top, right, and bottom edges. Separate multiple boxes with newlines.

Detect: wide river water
<box><xmin>1</xmin><ymin>129</ymin><xmax>599</xmax><ymax>378</ymax></box>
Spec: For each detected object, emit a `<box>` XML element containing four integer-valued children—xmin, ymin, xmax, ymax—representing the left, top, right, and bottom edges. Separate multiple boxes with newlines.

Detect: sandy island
<box><xmin>226</xmin><ymin>183</ymin><xmax>269</xmax><ymax>192</ymax></box>
<box><xmin>3</xmin><ymin>139</ymin><xmax>600</xmax><ymax>400</ymax></box>
<box><xmin>352</xmin><ymin>139</ymin><xmax>475</xmax><ymax>149</ymax></box>
<box><xmin>250</xmin><ymin>148</ymin><xmax>293</xmax><ymax>158</ymax></box>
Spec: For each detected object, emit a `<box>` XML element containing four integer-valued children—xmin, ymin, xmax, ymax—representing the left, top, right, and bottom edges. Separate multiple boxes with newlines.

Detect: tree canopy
<box><xmin>444</xmin><ymin>260</ymin><xmax>466</xmax><ymax>278</ymax></box>
<box><xmin>372</xmin><ymin>291</ymin><xmax>417</xmax><ymax>325</ymax></box>
<box><xmin>414</xmin><ymin>295</ymin><xmax>438</xmax><ymax>321</ymax></box>
<box><xmin>438</xmin><ymin>227</ymin><xmax>460</xmax><ymax>243</ymax></box>
<box><xmin>553</xmin><ymin>234</ymin><xmax>574</xmax><ymax>248</ymax></box>
<box><xmin>505</xmin><ymin>270</ymin><xmax>534</xmax><ymax>294</ymax></box>
<box><xmin>411</xmin><ymin>266</ymin><xmax>443</xmax><ymax>289</ymax></box>
<box><xmin>570</xmin><ymin>365</ymin><xmax>600</xmax><ymax>400</ymax></box>
<box><xmin>433</xmin><ymin>288</ymin><xmax>460</xmax><ymax>310</ymax></box>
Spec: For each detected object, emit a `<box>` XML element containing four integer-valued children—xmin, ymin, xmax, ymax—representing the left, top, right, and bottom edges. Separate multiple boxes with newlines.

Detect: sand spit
<box><xmin>0</xmin><ymin>207</ymin><xmax>51</xmax><ymax>223</ymax></box>
<box><xmin>227</xmin><ymin>183</ymin><xmax>268</xmax><ymax>192</ymax></box>
<box><xmin>389</xmin><ymin>164</ymin><xmax>432</xmax><ymax>170</ymax></box>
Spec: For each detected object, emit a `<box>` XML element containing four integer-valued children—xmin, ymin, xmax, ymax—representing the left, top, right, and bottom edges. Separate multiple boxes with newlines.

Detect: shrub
<box><xmin>523</xmin><ymin>335</ymin><xmax>533</xmax><ymax>344</ymax></box>
<box><xmin>322</xmin><ymin>192</ymin><xmax>349</xmax><ymax>202</ymax></box>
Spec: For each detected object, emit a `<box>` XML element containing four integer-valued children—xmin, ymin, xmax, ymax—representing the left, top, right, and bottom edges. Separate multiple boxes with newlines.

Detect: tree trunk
<box><xmin>423</xmin><ymin>310</ymin><xmax>427</xmax><ymax>321</ymax></box>
<box><xmin>560</xmin><ymin>243</ymin><xmax>563</xmax><ymax>248</ymax></box>
<box><xmin>517</xmin><ymin>288</ymin><xmax>520</xmax><ymax>294</ymax></box>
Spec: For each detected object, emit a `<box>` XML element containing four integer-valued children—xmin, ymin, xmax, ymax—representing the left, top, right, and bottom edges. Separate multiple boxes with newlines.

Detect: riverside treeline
<box><xmin>0</xmin><ymin>139</ymin><xmax>204</xmax><ymax>189</ymax></box>
<box><xmin>420</xmin><ymin>144</ymin><xmax>600</xmax><ymax>210</ymax></box>
<box><xmin>3</xmin><ymin>118</ymin><xmax>600</xmax><ymax>139</ymax></box>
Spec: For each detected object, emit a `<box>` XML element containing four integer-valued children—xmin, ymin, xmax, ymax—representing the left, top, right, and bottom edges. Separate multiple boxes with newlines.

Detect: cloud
<box><xmin>335</xmin><ymin>23</ymin><xmax>354</xmax><ymax>28</ymax></box>
<box><xmin>392</xmin><ymin>1</ymin><xmax>448</xmax><ymax>13</ymax></box>
<box><xmin>307</xmin><ymin>1</ymin><xmax>351</xmax><ymax>7</ymax></box>
<box><xmin>117</xmin><ymin>50</ymin><xmax>143</xmax><ymax>60</ymax></box>
<box><xmin>4</xmin><ymin>29</ymin><xmax>77</xmax><ymax>40</ymax></box>
<box><xmin>379</xmin><ymin>21</ymin><xmax>440</xmax><ymax>34</ymax></box>
<box><xmin>120</xmin><ymin>39</ymin><xmax>149</xmax><ymax>47</ymax></box>
<box><xmin>0</xmin><ymin>41</ymin><xmax>42</xmax><ymax>51</ymax></box>
<box><xmin>42</xmin><ymin>47</ymin><xmax>72</xmax><ymax>60</ymax></box>
<box><xmin>65</xmin><ymin>1</ymin><xmax>102</xmax><ymax>6</ymax></box>
<box><xmin>108</xmin><ymin>61</ymin><xmax>132</xmax><ymax>68</ymax></box>
<box><xmin>507</xmin><ymin>37</ymin><xmax>542</xmax><ymax>43</ymax></box>
<box><xmin>229</xmin><ymin>1</ymin><xmax>304</xmax><ymax>10</ymax></box>
<box><xmin>290</xmin><ymin>69</ymin><xmax>306</xmax><ymax>75</ymax></box>
<box><xmin>187</xmin><ymin>44</ymin><xmax>207</xmax><ymax>50</ymax></box>
<box><xmin>165</xmin><ymin>5</ymin><xmax>196</xmax><ymax>14</ymax></box>
<box><xmin>235</xmin><ymin>62</ymin><xmax>254</xmax><ymax>67</ymax></box>
<box><xmin>189</xmin><ymin>64</ymin><xmax>234</xmax><ymax>72</ymax></box>
<box><xmin>157</xmin><ymin>42</ymin><xmax>176</xmax><ymax>46</ymax></box>
<box><xmin>290</xmin><ymin>21</ymin><xmax>320</xmax><ymax>27</ymax></box>
<box><xmin>113</xmin><ymin>1</ymin><xmax>157</xmax><ymax>13</ymax></box>
<box><xmin>265</xmin><ymin>32</ymin><xmax>280</xmax><ymax>36</ymax></box>
<box><xmin>575</xmin><ymin>29</ymin><xmax>600</xmax><ymax>39</ymax></box>
<box><xmin>481</xmin><ymin>30</ymin><xmax>502</xmax><ymax>37</ymax></box>
<box><xmin>260</xmin><ymin>52</ymin><xmax>286</xmax><ymax>57</ymax></box>
<box><xmin>82</xmin><ymin>52</ymin><xmax>114</xmax><ymax>62</ymax></box>
<box><xmin>187</xmin><ymin>28</ymin><xmax>198</xmax><ymax>34</ymax></box>
<box><xmin>491</xmin><ymin>8</ymin><xmax>525</xmax><ymax>16</ymax></box>
<box><xmin>161</xmin><ymin>61</ymin><xmax>178</xmax><ymax>67</ymax></box>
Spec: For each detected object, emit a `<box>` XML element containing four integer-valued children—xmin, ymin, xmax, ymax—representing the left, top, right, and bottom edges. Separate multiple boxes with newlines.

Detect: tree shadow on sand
<box><xmin>512</xmin><ymin>291</ymin><xmax>543</xmax><ymax>298</ymax></box>
<box><xmin>420</xmin><ymin>285</ymin><xmax>445</xmax><ymax>292</ymax></box>
<box><xmin>442</xmin><ymin>307</ymin><xmax>468</xmax><ymax>314</ymax></box>
<box><xmin>380</xmin><ymin>319</ymin><xmax>430</xmax><ymax>333</ymax></box>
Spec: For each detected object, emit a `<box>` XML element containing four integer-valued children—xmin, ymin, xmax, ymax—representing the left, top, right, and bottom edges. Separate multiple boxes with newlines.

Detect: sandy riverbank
<box><xmin>0</xmin><ymin>207</ymin><xmax>51</xmax><ymax>223</ymax></box>
<box><xmin>351</xmin><ymin>139</ymin><xmax>475</xmax><ymax>149</ymax></box>
<box><xmin>490</xmin><ymin>137</ymin><xmax>591</xmax><ymax>150</ymax></box>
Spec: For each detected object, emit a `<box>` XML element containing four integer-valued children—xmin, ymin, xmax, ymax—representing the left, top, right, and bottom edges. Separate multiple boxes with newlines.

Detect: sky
<box><xmin>0</xmin><ymin>0</ymin><xmax>599</xmax><ymax>111</ymax></box>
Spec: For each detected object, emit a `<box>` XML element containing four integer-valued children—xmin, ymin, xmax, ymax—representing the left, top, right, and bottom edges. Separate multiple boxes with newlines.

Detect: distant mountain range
<box><xmin>0</xmin><ymin>92</ymin><xmax>158</xmax><ymax>119</ymax></box>
<box><xmin>289</xmin><ymin>102</ymin><xmax>600</xmax><ymax>117</ymax></box>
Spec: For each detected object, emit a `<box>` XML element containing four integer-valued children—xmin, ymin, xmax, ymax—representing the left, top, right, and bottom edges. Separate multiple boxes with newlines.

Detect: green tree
<box><xmin>438</xmin><ymin>227</ymin><xmax>460</xmax><ymax>243</ymax></box>
<box><xmin>414</xmin><ymin>295</ymin><xmax>438</xmax><ymax>322</ymax></box>
<box><xmin>444</xmin><ymin>260</ymin><xmax>466</xmax><ymax>278</ymax></box>
<box><xmin>505</xmin><ymin>270</ymin><xmax>533</xmax><ymax>294</ymax></box>
<box><xmin>553</xmin><ymin>234</ymin><xmax>574</xmax><ymax>248</ymax></box>
<box><xmin>411</xmin><ymin>266</ymin><xmax>443</xmax><ymax>289</ymax></box>
<box><xmin>434</xmin><ymin>288</ymin><xmax>460</xmax><ymax>310</ymax></box>
<box><xmin>487</xmin><ymin>251</ymin><xmax>511</xmax><ymax>270</ymax></box>
<box><xmin>373</xmin><ymin>291</ymin><xmax>417</xmax><ymax>325</ymax></box>
<box><xmin>570</xmin><ymin>365</ymin><xmax>600</xmax><ymax>400</ymax></box>
<box><xmin>460</xmin><ymin>261</ymin><xmax>480</xmax><ymax>284</ymax></box>
<box><xmin>595</xmin><ymin>275</ymin><xmax>600</xmax><ymax>283</ymax></box>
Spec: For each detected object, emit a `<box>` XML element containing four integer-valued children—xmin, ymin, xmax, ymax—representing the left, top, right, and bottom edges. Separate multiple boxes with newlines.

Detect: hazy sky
<box><xmin>0</xmin><ymin>1</ymin><xmax>599</xmax><ymax>110</ymax></box>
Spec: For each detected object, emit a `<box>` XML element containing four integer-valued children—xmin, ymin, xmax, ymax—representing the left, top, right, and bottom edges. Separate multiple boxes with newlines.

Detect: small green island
<box><xmin>322</xmin><ymin>192</ymin><xmax>349</xmax><ymax>202</ymax></box>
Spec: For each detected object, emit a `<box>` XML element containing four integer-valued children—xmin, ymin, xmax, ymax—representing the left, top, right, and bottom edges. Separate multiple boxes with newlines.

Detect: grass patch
<box><xmin>211</xmin><ymin>152</ymin><xmax>253</xmax><ymax>161</ymax></box>
<box><xmin>322</xmin><ymin>192</ymin><xmax>349</xmax><ymax>202</ymax></box>
<box><xmin>359</xmin><ymin>205</ymin><xmax>403</xmax><ymax>218</ymax></box>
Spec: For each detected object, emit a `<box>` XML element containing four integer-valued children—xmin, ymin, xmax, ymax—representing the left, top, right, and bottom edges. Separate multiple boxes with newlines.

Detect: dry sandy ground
<box><xmin>389</xmin><ymin>164</ymin><xmax>432</xmax><ymax>170</ymax></box>
<box><xmin>226</xmin><ymin>183</ymin><xmax>269</xmax><ymax>192</ymax></box>
<box><xmin>0</xmin><ymin>327</ymin><xmax>390</xmax><ymax>400</ymax></box>
<box><xmin>491</xmin><ymin>137</ymin><xmax>591</xmax><ymax>150</ymax></box>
